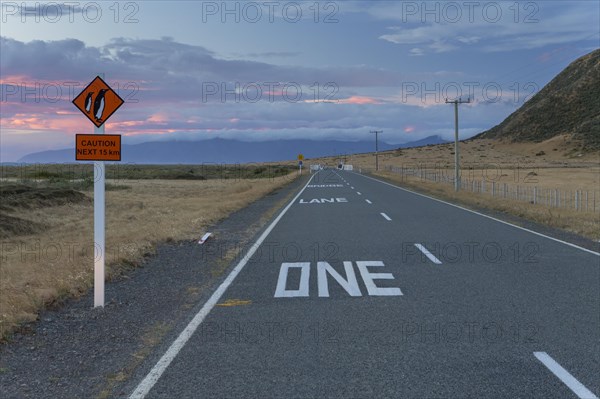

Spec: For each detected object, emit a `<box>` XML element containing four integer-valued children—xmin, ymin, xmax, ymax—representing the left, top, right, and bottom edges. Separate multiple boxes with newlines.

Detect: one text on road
<box><xmin>274</xmin><ymin>261</ymin><xmax>403</xmax><ymax>298</ymax></box>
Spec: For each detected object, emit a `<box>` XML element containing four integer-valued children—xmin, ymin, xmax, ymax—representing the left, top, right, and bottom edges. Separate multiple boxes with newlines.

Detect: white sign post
<box><xmin>72</xmin><ymin>73</ymin><xmax>124</xmax><ymax>308</ymax></box>
<box><xmin>94</xmin><ymin>121</ymin><xmax>105</xmax><ymax>307</ymax></box>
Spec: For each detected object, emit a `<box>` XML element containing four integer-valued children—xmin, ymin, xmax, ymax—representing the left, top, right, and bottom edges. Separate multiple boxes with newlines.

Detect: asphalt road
<box><xmin>127</xmin><ymin>169</ymin><xmax>600</xmax><ymax>399</ymax></box>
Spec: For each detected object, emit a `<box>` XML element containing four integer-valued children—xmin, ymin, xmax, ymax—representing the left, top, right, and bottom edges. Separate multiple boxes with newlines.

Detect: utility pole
<box><xmin>445</xmin><ymin>98</ymin><xmax>470</xmax><ymax>191</ymax></box>
<box><xmin>370</xmin><ymin>130</ymin><xmax>382</xmax><ymax>171</ymax></box>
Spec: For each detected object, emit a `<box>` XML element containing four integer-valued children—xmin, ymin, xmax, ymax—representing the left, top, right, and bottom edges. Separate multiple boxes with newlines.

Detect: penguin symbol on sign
<box><xmin>84</xmin><ymin>92</ymin><xmax>94</xmax><ymax>113</ymax></box>
<box><xmin>93</xmin><ymin>89</ymin><xmax>108</xmax><ymax>123</ymax></box>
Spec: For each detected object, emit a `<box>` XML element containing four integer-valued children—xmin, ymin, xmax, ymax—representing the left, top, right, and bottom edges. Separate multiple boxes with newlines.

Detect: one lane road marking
<box><xmin>534</xmin><ymin>352</ymin><xmax>598</xmax><ymax>399</ymax></box>
<box><xmin>366</xmin><ymin>200</ymin><xmax>372</xmax><ymax>204</ymax></box>
<box><xmin>129</xmin><ymin>172</ymin><xmax>319</xmax><ymax>399</ymax></box>
<box><xmin>380</xmin><ymin>212</ymin><xmax>392</xmax><ymax>221</ymax></box>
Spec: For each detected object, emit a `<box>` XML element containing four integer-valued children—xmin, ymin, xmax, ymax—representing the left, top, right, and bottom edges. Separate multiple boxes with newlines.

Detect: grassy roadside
<box><xmin>371</xmin><ymin>170</ymin><xmax>600</xmax><ymax>241</ymax></box>
<box><xmin>0</xmin><ymin>171</ymin><xmax>298</xmax><ymax>340</ymax></box>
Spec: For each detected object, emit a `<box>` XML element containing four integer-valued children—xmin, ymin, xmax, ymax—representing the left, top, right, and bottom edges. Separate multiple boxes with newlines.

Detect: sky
<box><xmin>1</xmin><ymin>0</ymin><xmax>599</xmax><ymax>161</ymax></box>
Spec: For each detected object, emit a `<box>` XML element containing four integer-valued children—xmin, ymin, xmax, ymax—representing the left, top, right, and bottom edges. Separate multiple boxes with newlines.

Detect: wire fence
<box><xmin>376</xmin><ymin>165</ymin><xmax>600</xmax><ymax>213</ymax></box>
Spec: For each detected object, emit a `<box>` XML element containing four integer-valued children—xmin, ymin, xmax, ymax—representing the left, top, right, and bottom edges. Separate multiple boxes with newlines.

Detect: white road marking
<box><xmin>357</xmin><ymin>192</ymin><xmax>362</xmax><ymax>195</ymax></box>
<box><xmin>380</xmin><ymin>212</ymin><xmax>392</xmax><ymax>221</ymax></box>
<box><xmin>352</xmin><ymin>173</ymin><xmax>600</xmax><ymax>257</ymax></box>
<box><xmin>317</xmin><ymin>261</ymin><xmax>361</xmax><ymax>297</ymax></box>
<box><xmin>274</xmin><ymin>262</ymin><xmax>311</xmax><ymax>297</ymax></box>
<box><xmin>299</xmin><ymin>198</ymin><xmax>348</xmax><ymax>204</ymax></box>
<box><xmin>414</xmin><ymin>243</ymin><xmax>442</xmax><ymax>264</ymax></box>
<box><xmin>366</xmin><ymin>199</ymin><xmax>372</xmax><ymax>204</ymax></box>
<box><xmin>534</xmin><ymin>352</ymin><xmax>598</xmax><ymax>399</ymax></box>
<box><xmin>356</xmin><ymin>261</ymin><xmax>402</xmax><ymax>296</ymax></box>
<box><xmin>351</xmin><ymin>186</ymin><xmax>355</xmax><ymax>189</ymax></box>
<box><xmin>129</xmin><ymin>172</ymin><xmax>319</xmax><ymax>399</ymax></box>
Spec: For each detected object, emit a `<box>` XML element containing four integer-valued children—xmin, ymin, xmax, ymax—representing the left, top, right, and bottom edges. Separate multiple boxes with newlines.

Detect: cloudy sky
<box><xmin>1</xmin><ymin>0</ymin><xmax>598</xmax><ymax>161</ymax></box>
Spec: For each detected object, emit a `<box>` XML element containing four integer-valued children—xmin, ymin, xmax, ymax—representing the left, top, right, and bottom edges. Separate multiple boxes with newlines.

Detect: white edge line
<box><xmin>352</xmin><ymin>172</ymin><xmax>600</xmax><ymax>257</ymax></box>
<box><xmin>129</xmin><ymin>172</ymin><xmax>319</xmax><ymax>399</ymax></box>
<box><xmin>414</xmin><ymin>243</ymin><xmax>442</xmax><ymax>264</ymax></box>
<box><xmin>380</xmin><ymin>212</ymin><xmax>392</xmax><ymax>221</ymax></box>
<box><xmin>534</xmin><ymin>352</ymin><xmax>598</xmax><ymax>399</ymax></box>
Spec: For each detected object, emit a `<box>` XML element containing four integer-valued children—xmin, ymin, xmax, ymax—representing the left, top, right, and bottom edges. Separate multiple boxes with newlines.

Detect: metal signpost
<box><xmin>72</xmin><ymin>75</ymin><xmax>124</xmax><ymax>307</ymax></box>
<box><xmin>298</xmin><ymin>154</ymin><xmax>304</xmax><ymax>175</ymax></box>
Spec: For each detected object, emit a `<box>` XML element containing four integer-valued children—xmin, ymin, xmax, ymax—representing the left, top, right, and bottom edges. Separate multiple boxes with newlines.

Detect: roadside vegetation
<box><xmin>0</xmin><ymin>164</ymin><xmax>297</xmax><ymax>339</ymax></box>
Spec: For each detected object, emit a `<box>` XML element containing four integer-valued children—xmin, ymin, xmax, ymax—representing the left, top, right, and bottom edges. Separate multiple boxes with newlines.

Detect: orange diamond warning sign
<box><xmin>72</xmin><ymin>76</ymin><xmax>124</xmax><ymax>128</ymax></box>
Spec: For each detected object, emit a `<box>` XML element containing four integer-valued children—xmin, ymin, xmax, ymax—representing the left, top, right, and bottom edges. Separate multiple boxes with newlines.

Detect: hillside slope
<box><xmin>476</xmin><ymin>49</ymin><xmax>600</xmax><ymax>150</ymax></box>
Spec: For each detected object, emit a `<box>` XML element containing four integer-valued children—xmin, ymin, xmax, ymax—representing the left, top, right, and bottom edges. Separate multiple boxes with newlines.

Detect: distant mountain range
<box><xmin>17</xmin><ymin>135</ymin><xmax>448</xmax><ymax>164</ymax></box>
<box><xmin>475</xmin><ymin>49</ymin><xmax>599</xmax><ymax>149</ymax></box>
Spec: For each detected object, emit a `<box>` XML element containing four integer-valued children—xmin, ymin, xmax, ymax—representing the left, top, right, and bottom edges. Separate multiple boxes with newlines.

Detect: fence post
<box><xmin>533</xmin><ymin>187</ymin><xmax>537</xmax><ymax>205</ymax></box>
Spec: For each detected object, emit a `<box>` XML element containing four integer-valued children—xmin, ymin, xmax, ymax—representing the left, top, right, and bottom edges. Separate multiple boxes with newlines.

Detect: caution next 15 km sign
<box><xmin>76</xmin><ymin>134</ymin><xmax>122</xmax><ymax>161</ymax></box>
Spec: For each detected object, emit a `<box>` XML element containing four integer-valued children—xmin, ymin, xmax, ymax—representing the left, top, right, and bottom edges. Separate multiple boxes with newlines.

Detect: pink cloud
<box><xmin>338</xmin><ymin>96</ymin><xmax>380</xmax><ymax>105</ymax></box>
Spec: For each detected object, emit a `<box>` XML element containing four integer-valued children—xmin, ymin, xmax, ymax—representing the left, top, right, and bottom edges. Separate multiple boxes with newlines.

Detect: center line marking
<box><xmin>366</xmin><ymin>199</ymin><xmax>372</xmax><ymax>204</ymax></box>
<box><xmin>534</xmin><ymin>352</ymin><xmax>598</xmax><ymax>399</ymax></box>
<box><xmin>414</xmin><ymin>243</ymin><xmax>442</xmax><ymax>264</ymax></box>
<box><xmin>351</xmin><ymin>186</ymin><xmax>354</xmax><ymax>189</ymax></box>
<box><xmin>380</xmin><ymin>212</ymin><xmax>392</xmax><ymax>221</ymax></box>
<box><xmin>357</xmin><ymin>192</ymin><xmax>362</xmax><ymax>195</ymax></box>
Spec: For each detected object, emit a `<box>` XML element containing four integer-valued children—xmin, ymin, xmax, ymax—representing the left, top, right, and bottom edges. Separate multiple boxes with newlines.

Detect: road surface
<box><xmin>129</xmin><ymin>169</ymin><xmax>599</xmax><ymax>399</ymax></box>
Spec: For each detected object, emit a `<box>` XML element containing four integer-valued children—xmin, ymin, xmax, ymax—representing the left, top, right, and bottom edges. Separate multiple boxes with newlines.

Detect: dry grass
<box><xmin>0</xmin><ymin>175</ymin><xmax>297</xmax><ymax>339</ymax></box>
<box><xmin>372</xmin><ymin>171</ymin><xmax>600</xmax><ymax>240</ymax></box>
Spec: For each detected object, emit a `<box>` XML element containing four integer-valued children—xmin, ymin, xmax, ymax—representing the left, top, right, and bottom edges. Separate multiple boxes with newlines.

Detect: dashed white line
<box><xmin>357</xmin><ymin>192</ymin><xmax>362</xmax><ymax>195</ymax></box>
<box><xmin>534</xmin><ymin>352</ymin><xmax>598</xmax><ymax>399</ymax></box>
<box><xmin>380</xmin><ymin>212</ymin><xmax>392</xmax><ymax>221</ymax></box>
<box><xmin>414</xmin><ymin>243</ymin><xmax>442</xmax><ymax>264</ymax></box>
<box><xmin>366</xmin><ymin>199</ymin><xmax>372</xmax><ymax>204</ymax></box>
<box><xmin>351</xmin><ymin>186</ymin><xmax>355</xmax><ymax>189</ymax></box>
<box><xmin>352</xmin><ymin>172</ymin><xmax>599</xmax><ymax>256</ymax></box>
<box><xmin>129</xmin><ymin>172</ymin><xmax>319</xmax><ymax>399</ymax></box>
